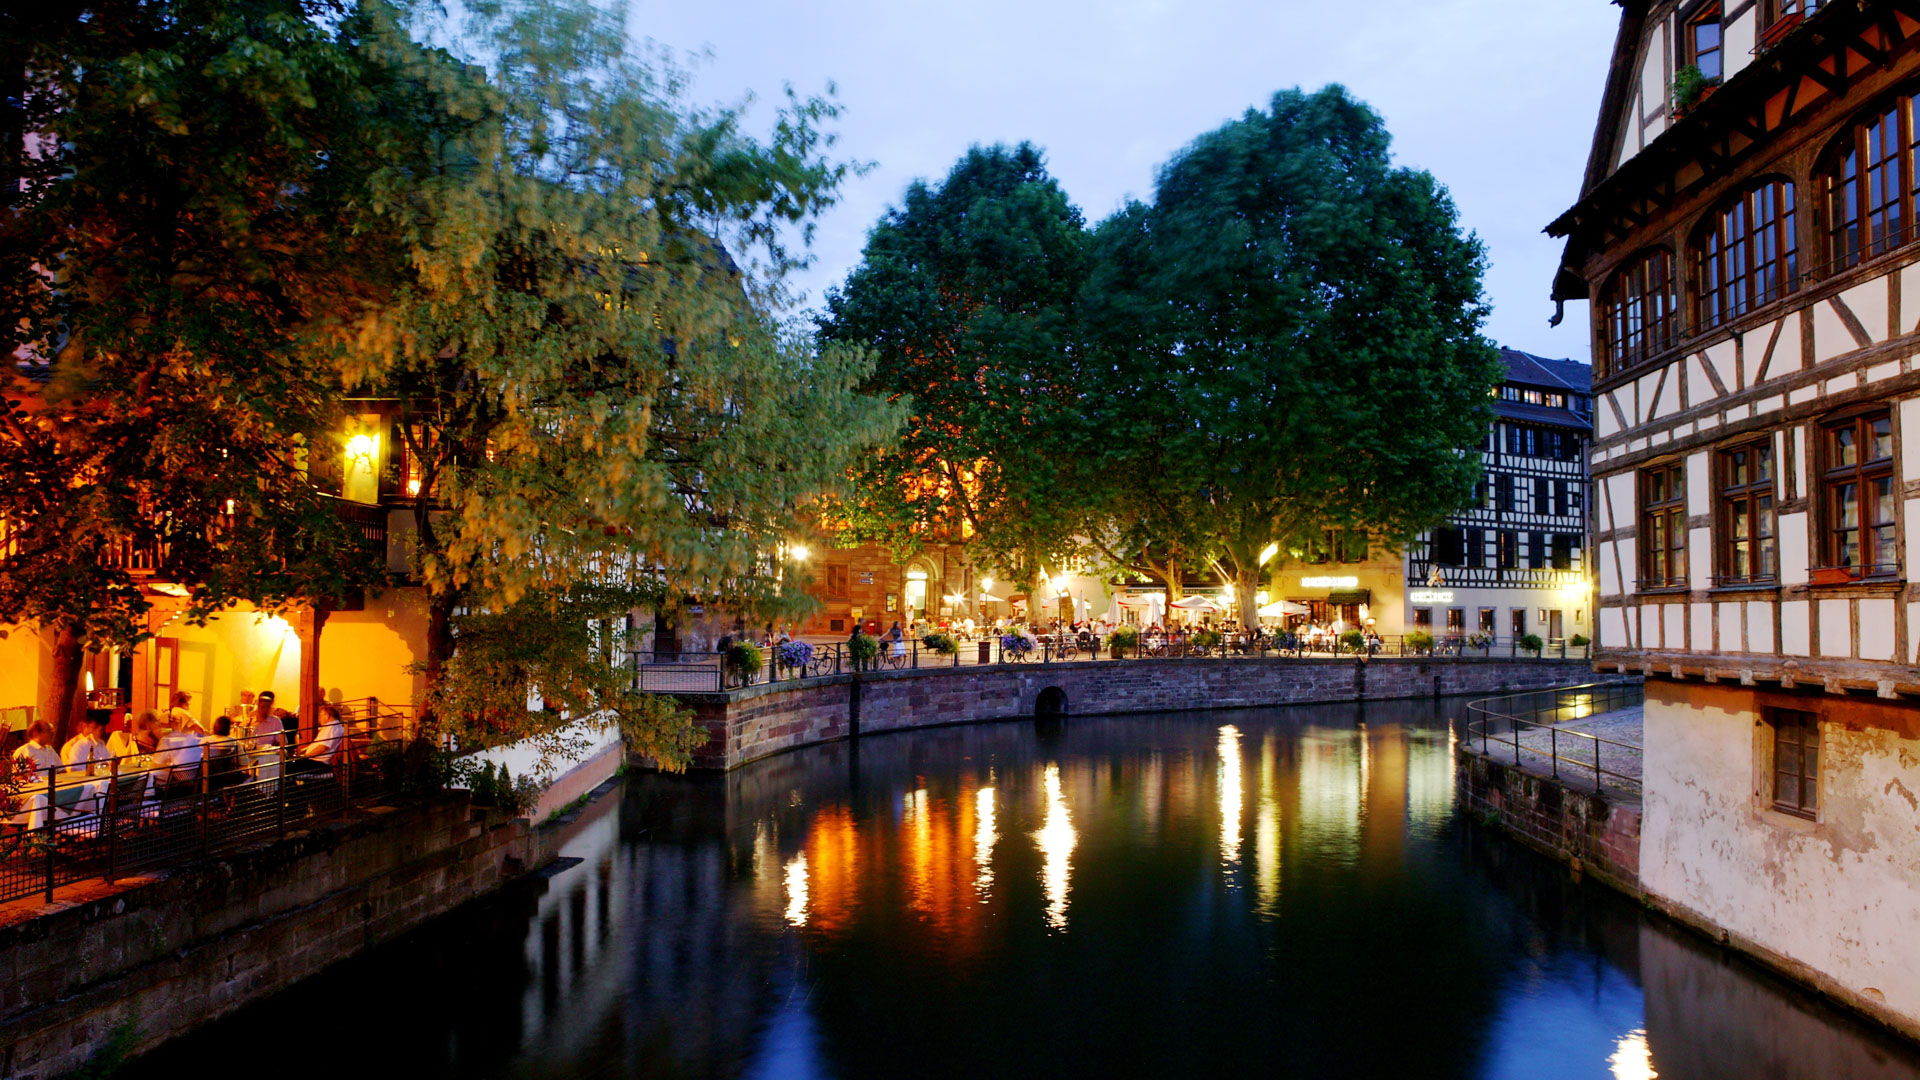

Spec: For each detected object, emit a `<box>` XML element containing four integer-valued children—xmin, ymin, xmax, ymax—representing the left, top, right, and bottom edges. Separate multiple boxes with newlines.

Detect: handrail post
<box><xmin>1550</xmin><ymin>727</ymin><xmax>1558</xmax><ymax>779</ymax></box>
<box><xmin>105</xmin><ymin>758</ymin><xmax>120</xmax><ymax>884</ymax></box>
<box><xmin>198</xmin><ymin>756</ymin><xmax>209</xmax><ymax>858</ymax></box>
<box><xmin>276</xmin><ymin>746</ymin><xmax>288</xmax><ymax>843</ymax></box>
<box><xmin>44</xmin><ymin>767</ymin><xmax>56</xmax><ymax>902</ymax></box>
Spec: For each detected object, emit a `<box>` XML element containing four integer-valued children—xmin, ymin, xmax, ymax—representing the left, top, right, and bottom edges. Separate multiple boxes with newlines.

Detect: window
<box><xmin>1641</xmin><ymin>461</ymin><xmax>1688</xmax><ymax>588</ymax></box>
<box><xmin>1528</xmin><ymin>532</ymin><xmax>1545</xmax><ymax>569</ymax></box>
<box><xmin>1497</xmin><ymin>531</ymin><xmax>1518</xmax><ymax>569</ymax></box>
<box><xmin>1602</xmin><ymin>249</ymin><xmax>1678</xmax><ymax>372</ymax></box>
<box><xmin>1687</xmin><ymin>6</ymin><xmax>1723</xmax><ymax>81</ymax></box>
<box><xmin>1824</xmin><ymin>97</ymin><xmax>1915</xmax><ymax>271</ymax></box>
<box><xmin>1718</xmin><ymin>440</ymin><xmax>1778</xmax><ymax>584</ymax></box>
<box><xmin>1552</xmin><ymin>534</ymin><xmax>1577</xmax><ymax>571</ymax></box>
<box><xmin>1533</xmin><ymin>477</ymin><xmax>1548</xmax><ymax>514</ymax></box>
<box><xmin>1479</xmin><ymin>608</ymin><xmax>1496</xmax><ymax>633</ymax></box>
<box><xmin>1696</xmin><ymin>178</ymin><xmax>1797</xmax><ymax>328</ymax></box>
<box><xmin>1463</xmin><ymin>527</ymin><xmax>1484</xmax><ymax>569</ymax></box>
<box><xmin>1414</xmin><ymin>608</ymin><xmax>1433</xmax><ymax>629</ymax></box>
<box><xmin>1821</xmin><ymin>412</ymin><xmax>1897</xmax><ymax>576</ymax></box>
<box><xmin>826</xmin><ymin>565</ymin><xmax>850</xmax><ymax>599</ymax></box>
<box><xmin>1769</xmin><ymin>709</ymin><xmax>1820</xmax><ymax>818</ymax></box>
<box><xmin>1510</xmin><ymin>608</ymin><xmax>1526</xmax><ymax>637</ymax></box>
<box><xmin>1433</xmin><ymin>528</ymin><xmax>1465</xmax><ymax>567</ymax></box>
<box><xmin>1446</xmin><ymin>608</ymin><xmax>1465</xmax><ymax>634</ymax></box>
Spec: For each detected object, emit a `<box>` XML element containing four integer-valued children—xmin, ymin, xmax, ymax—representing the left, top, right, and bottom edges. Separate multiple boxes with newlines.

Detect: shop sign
<box><xmin>1300</xmin><ymin>576</ymin><xmax>1359</xmax><ymax>589</ymax></box>
<box><xmin>1409</xmin><ymin>590</ymin><xmax>1454</xmax><ymax>604</ymax></box>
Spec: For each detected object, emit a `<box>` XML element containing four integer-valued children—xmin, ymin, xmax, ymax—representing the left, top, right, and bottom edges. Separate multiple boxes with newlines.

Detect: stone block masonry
<box><xmin>667</xmin><ymin>657</ymin><xmax>1593</xmax><ymax>770</ymax></box>
<box><xmin>1455</xmin><ymin>750</ymin><xmax>1643</xmax><ymax>895</ymax></box>
<box><xmin>0</xmin><ymin>793</ymin><xmax>569</xmax><ymax>1079</ymax></box>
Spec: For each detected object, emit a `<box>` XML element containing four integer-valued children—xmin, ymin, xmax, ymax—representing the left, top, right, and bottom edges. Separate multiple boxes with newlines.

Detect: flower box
<box><xmin>1809</xmin><ymin>566</ymin><xmax>1856</xmax><ymax>587</ymax></box>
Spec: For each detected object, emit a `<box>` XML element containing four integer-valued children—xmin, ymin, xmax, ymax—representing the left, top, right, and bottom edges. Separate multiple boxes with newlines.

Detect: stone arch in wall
<box><xmin>1035</xmin><ymin>685</ymin><xmax>1068</xmax><ymax>718</ymax></box>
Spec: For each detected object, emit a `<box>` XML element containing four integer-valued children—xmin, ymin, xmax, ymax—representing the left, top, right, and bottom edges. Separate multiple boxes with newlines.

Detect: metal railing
<box><xmin>632</xmin><ymin>631</ymin><xmax>1596</xmax><ymax>693</ymax></box>
<box><xmin>0</xmin><ymin>717</ymin><xmax>416</xmax><ymax>905</ymax></box>
<box><xmin>1463</xmin><ymin>680</ymin><xmax>1645</xmax><ymax>795</ymax></box>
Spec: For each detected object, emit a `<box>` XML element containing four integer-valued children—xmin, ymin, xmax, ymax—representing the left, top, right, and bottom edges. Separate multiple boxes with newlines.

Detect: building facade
<box><xmin>1403</xmin><ymin>348</ymin><xmax>1595</xmax><ymax>645</ymax></box>
<box><xmin>1551</xmin><ymin>0</ymin><xmax>1920</xmax><ymax>1035</ymax></box>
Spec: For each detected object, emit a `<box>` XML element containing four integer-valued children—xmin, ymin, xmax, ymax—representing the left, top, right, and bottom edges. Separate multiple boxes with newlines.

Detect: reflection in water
<box><xmin>1255</xmin><ymin>734</ymin><xmax>1282</xmax><ymax>916</ymax></box>
<box><xmin>1033</xmin><ymin>761</ymin><xmax>1076</xmax><ymax>930</ymax></box>
<box><xmin>1218</xmin><ymin>725</ymin><xmax>1243</xmax><ymax>869</ymax></box>
<box><xmin>1610</xmin><ymin>1030</ymin><xmax>1657</xmax><ymax>1079</ymax></box>
<box><xmin>783</xmin><ymin>851</ymin><xmax>809</xmax><ymax>927</ymax></box>
<box><xmin>127</xmin><ymin>703</ymin><xmax>1920</xmax><ymax>1080</ymax></box>
<box><xmin>973</xmin><ymin>784</ymin><xmax>995</xmax><ymax>902</ymax></box>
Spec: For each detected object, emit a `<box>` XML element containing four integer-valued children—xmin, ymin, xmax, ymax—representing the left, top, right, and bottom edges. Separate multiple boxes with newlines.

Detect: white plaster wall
<box><xmin>1723</xmin><ymin>8</ymin><xmax>1756</xmax><ymax>80</ymax></box>
<box><xmin>1641</xmin><ymin>693</ymin><xmax>1920</xmax><ymax>1029</ymax></box>
<box><xmin>1719</xmin><ymin>601</ymin><xmax>1743</xmax><ymax>653</ymax></box>
<box><xmin>1748</xmin><ymin>600</ymin><xmax>1775</xmax><ymax>654</ymax></box>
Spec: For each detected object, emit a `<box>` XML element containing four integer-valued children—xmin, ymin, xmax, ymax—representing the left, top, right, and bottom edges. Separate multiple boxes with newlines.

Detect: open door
<box><xmin>152</xmin><ymin>637</ymin><xmax>180</xmax><ymax>713</ymax></box>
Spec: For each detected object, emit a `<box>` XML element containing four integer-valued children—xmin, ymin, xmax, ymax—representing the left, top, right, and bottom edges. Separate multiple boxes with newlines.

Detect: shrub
<box><xmin>1340</xmin><ymin>629</ymin><xmax>1366</xmax><ymax>653</ymax></box>
<box><xmin>1405</xmin><ymin>629</ymin><xmax>1435</xmax><ymax>654</ymax></box>
<box><xmin>921</xmin><ymin>631</ymin><xmax>959</xmax><ymax>655</ymax></box>
<box><xmin>1190</xmin><ymin>628</ymin><xmax>1222</xmax><ymax>649</ymax></box>
<box><xmin>725</xmin><ymin>641</ymin><xmax>764</xmax><ymax>684</ymax></box>
<box><xmin>1108</xmin><ymin>626</ymin><xmax>1140</xmax><ymax>656</ymax></box>
<box><xmin>1671</xmin><ymin>63</ymin><xmax>1717</xmax><ymax>110</ymax></box>
<box><xmin>1275</xmin><ymin>630</ymin><xmax>1300</xmax><ymax>651</ymax></box>
<box><xmin>1464</xmin><ymin>631</ymin><xmax>1493</xmax><ymax>650</ymax></box>
<box><xmin>1520</xmin><ymin>633</ymin><xmax>1544</xmax><ymax>655</ymax></box>
<box><xmin>848</xmin><ymin>634</ymin><xmax>879</xmax><ymax>667</ymax></box>
<box><xmin>1569</xmin><ymin>633</ymin><xmax>1591</xmax><ymax>649</ymax></box>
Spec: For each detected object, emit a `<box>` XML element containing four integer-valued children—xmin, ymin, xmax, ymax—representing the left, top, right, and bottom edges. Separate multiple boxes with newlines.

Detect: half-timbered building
<box><xmin>1550</xmin><ymin>0</ymin><xmax>1920</xmax><ymax>1036</ymax></box>
<box><xmin>1403</xmin><ymin>348</ymin><xmax>1593</xmax><ymax>645</ymax></box>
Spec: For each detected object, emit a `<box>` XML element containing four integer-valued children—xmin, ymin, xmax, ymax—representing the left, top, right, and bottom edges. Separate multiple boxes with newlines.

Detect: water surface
<box><xmin>131</xmin><ymin>701</ymin><xmax>1920</xmax><ymax>1079</ymax></box>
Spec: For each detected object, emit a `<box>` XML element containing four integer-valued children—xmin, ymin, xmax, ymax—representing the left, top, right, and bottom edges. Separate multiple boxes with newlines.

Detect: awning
<box><xmin>1257</xmin><ymin>600</ymin><xmax>1310</xmax><ymax>617</ymax></box>
<box><xmin>1169</xmin><ymin>596</ymin><xmax>1221</xmax><ymax>611</ymax></box>
<box><xmin>1327</xmin><ymin>589</ymin><xmax>1372</xmax><ymax>605</ymax></box>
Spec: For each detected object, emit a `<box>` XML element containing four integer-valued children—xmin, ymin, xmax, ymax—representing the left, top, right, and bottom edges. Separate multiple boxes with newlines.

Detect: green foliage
<box><xmin>1405</xmin><ymin>630</ymin><xmax>1435</xmax><ymax>653</ymax></box>
<box><xmin>725</xmin><ymin>641</ymin><xmax>765</xmax><ymax>683</ymax></box>
<box><xmin>1340</xmin><ymin>629</ymin><xmax>1367</xmax><ymax>653</ymax></box>
<box><xmin>68</xmin><ymin>1019</ymin><xmax>140</xmax><ymax>1080</ymax></box>
<box><xmin>820</xmin><ymin>144</ymin><xmax>1093</xmax><ymax>589</ymax></box>
<box><xmin>920</xmin><ymin>631</ymin><xmax>959</xmax><ymax>656</ymax></box>
<box><xmin>848</xmin><ymin>633</ymin><xmax>879</xmax><ymax>666</ymax></box>
<box><xmin>1080</xmin><ymin>86</ymin><xmax>1502</xmax><ymax>619</ymax></box>
<box><xmin>1190</xmin><ymin>629</ymin><xmax>1222</xmax><ymax>649</ymax></box>
<box><xmin>1570</xmin><ymin>633</ymin><xmax>1591</xmax><ymax>648</ymax></box>
<box><xmin>1520</xmin><ymin>633</ymin><xmax>1545</xmax><ymax>655</ymax></box>
<box><xmin>1465</xmin><ymin>631</ymin><xmax>1493</xmax><ymax>650</ymax></box>
<box><xmin>1672</xmin><ymin>64</ymin><xmax>1717</xmax><ymax>110</ymax></box>
<box><xmin>0</xmin><ymin>0</ymin><xmax>397</xmax><ymax>662</ymax></box>
<box><xmin>1107</xmin><ymin>626</ymin><xmax>1140</xmax><ymax>655</ymax></box>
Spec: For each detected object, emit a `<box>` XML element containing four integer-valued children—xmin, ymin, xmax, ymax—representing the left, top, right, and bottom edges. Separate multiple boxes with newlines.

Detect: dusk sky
<box><xmin>625</xmin><ymin>0</ymin><xmax>1623</xmax><ymax>365</ymax></box>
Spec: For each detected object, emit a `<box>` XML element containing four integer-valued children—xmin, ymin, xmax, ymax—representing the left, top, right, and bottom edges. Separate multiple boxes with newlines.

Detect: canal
<box><xmin>131</xmin><ymin>700</ymin><xmax>1920</xmax><ymax>1079</ymax></box>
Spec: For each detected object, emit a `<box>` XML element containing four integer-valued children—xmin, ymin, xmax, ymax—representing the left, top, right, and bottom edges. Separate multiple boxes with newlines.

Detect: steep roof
<box><xmin>1501</xmin><ymin>347</ymin><xmax>1592</xmax><ymax>393</ymax></box>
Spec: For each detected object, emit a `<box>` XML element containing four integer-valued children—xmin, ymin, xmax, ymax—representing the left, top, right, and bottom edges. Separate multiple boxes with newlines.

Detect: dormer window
<box><xmin>1687</xmin><ymin>6</ymin><xmax>1723</xmax><ymax>81</ymax></box>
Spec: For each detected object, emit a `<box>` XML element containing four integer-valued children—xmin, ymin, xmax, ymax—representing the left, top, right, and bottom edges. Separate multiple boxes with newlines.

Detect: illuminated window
<box><xmin>1717</xmin><ymin>439</ymin><xmax>1777</xmax><ymax>584</ymax></box>
<box><xmin>1640</xmin><ymin>461</ymin><xmax>1687</xmax><ymax>589</ymax></box>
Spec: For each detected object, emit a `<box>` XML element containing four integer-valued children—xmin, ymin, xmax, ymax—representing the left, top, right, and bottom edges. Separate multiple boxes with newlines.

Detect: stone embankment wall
<box><xmin>1454</xmin><ymin>750</ymin><xmax>1643</xmax><ymax>894</ymax></box>
<box><xmin>0</xmin><ymin>794</ymin><xmax>563</xmax><ymax>1080</ymax></box>
<box><xmin>672</xmin><ymin>657</ymin><xmax>1592</xmax><ymax>770</ymax></box>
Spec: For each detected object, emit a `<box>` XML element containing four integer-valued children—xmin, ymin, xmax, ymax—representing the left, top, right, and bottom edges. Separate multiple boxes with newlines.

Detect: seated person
<box><xmin>11</xmin><ymin>721</ymin><xmax>63</xmax><ymax>784</ymax></box>
<box><xmin>244</xmin><ymin>691</ymin><xmax>284</xmax><ymax>748</ymax></box>
<box><xmin>153</xmin><ymin>724</ymin><xmax>205</xmax><ymax>786</ymax></box>
<box><xmin>167</xmin><ymin>689</ymin><xmax>204</xmax><ymax>736</ymax></box>
<box><xmin>61</xmin><ymin>712</ymin><xmax>113</xmax><ymax>776</ymax></box>
<box><xmin>107</xmin><ymin>711</ymin><xmax>152</xmax><ymax>759</ymax></box>
<box><xmin>202</xmin><ymin>716</ymin><xmax>242</xmax><ymax>786</ymax></box>
<box><xmin>291</xmin><ymin>703</ymin><xmax>347</xmax><ymax>775</ymax></box>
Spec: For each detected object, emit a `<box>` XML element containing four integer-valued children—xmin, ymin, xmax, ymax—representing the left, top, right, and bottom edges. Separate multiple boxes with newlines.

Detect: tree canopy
<box><xmin>819</xmin><ymin>144</ymin><xmax>1093</xmax><ymax>596</ymax></box>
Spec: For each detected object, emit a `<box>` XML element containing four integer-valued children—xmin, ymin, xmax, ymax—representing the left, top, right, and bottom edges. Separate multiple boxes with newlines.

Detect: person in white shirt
<box><xmin>108</xmin><ymin>711</ymin><xmax>153</xmax><ymax>759</ymax></box>
<box><xmin>292</xmin><ymin>703</ymin><xmax>347</xmax><ymax>774</ymax></box>
<box><xmin>60</xmin><ymin>712</ymin><xmax>113</xmax><ymax>776</ymax></box>
<box><xmin>245</xmin><ymin>691</ymin><xmax>283</xmax><ymax>748</ymax></box>
<box><xmin>11</xmin><ymin>721</ymin><xmax>63</xmax><ymax>784</ymax></box>
<box><xmin>167</xmin><ymin>690</ymin><xmax>204</xmax><ymax>736</ymax></box>
<box><xmin>153</xmin><ymin>724</ymin><xmax>205</xmax><ymax>786</ymax></box>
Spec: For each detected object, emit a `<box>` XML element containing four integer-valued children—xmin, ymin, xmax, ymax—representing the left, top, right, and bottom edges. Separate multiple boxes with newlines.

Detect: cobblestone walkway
<box><xmin>1470</xmin><ymin>705</ymin><xmax>1644</xmax><ymax>801</ymax></box>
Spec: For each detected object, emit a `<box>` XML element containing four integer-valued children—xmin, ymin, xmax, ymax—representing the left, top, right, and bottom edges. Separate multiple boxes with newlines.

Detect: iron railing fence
<box><xmin>629</xmin><ymin>631</ymin><xmax>1597</xmax><ymax>693</ymax></box>
<box><xmin>1463</xmin><ymin>680</ymin><xmax>1645</xmax><ymax>796</ymax></box>
<box><xmin>0</xmin><ymin>719</ymin><xmax>415</xmax><ymax>905</ymax></box>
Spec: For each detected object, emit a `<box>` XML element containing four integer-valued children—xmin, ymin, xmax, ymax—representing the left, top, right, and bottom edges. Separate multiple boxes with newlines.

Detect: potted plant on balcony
<box><xmin>1671</xmin><ymin>64</ymin><xmax>1720</xmax><ymax>116</ymax></box>
<box><xmin>724</xmin><ymin>641</ymin><xmax>764</xmax><ymax>688</ymax></box>
<box><xmin>848</xmin><ymin>633</ymin><xmax>880</xmax><ymax>672</ymax></box>
<box><xmin>1569</xmin><ymin>633</ymin><xmax>1591</xmax><ymax>658</ymax></box>
<box><xmin>1519</xmin><ymin>633</ymin><xmax>1544</xmax><ymax>657</ymax></box>
<box><xmin>775</xmin><ymin>639</ymin><xmax>814</xmax><ymax>678</ymax></box>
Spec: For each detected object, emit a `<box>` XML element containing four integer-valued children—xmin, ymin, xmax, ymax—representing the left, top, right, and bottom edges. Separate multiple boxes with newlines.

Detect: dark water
<box><xmin>131</xmin><ymin>702</ymin><xmax>1920</xmax><ymax>1079</ymax></box>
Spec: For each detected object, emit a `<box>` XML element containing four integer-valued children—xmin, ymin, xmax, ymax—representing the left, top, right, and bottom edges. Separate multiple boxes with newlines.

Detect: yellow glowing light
<box><xmin>344</xmin><ymin>432</ymin><xmax>377</xmax><ymax>463</ymax></box>
<box><xmin>789</xmin><ymin>543</ymin><xmax>811</xmax><ymax>562</ymax></box>
<box><xmin>783</xmin><ymin>851</ymin><xmax>809</xmax><ymax>927</ymax></box>
<box><xmin>255</xmin><ymin>614</ymin><xmax>292</xmax><ymax>639</ymax></box>
<box><xmin>85</xmin><ymin>670</ymin><xmax>95</xmax><ymax>693</ymax></box>
<box><xmin>1258</xmin><ymin>542</ymin><xmax>1279</xmax><ymax>566</ymax></box>
<box><xmin>1033</xmin><ymin>763</ymin><xmax>1076</xmax><ymax>931</ymax></box>
<box><xmin>1300</xmin><ymin>576</ymin><xmax>1359</xmax><ymax>588</ymax></box>
<box><xmin>1219</xmin><ymin>725</ymin><xmax>1243</xmax><ymax>868</ymax></box>
<box><xmin>981</xmin><ymin>577</ymin><xmax>994</xmax><ymax>591</ymax></box>
<box><xmin>405</xmin><ymin>478</ymin><xmax>422</xmax><ymax>497</ymax></box>
<box><xmin>974</xmin><ymin>784</ymin><xmax>996</xmax><ymax>902</ymax></box>
<box><xmin>1256</xmin><ymin>591</ymin><xmax>1269</xmax><ymax>605</ymax></box>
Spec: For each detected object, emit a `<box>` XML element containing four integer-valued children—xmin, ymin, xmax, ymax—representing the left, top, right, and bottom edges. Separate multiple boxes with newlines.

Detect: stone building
<box><xmin>1549</xmin><ymin>0</ymin><xmax>1920</xmax><ymax>1035</ymax></box>
<box><xmin>1403</xmin><ymin>348</ymin><xmax>1595</xmax><ymax>645</ymax></box>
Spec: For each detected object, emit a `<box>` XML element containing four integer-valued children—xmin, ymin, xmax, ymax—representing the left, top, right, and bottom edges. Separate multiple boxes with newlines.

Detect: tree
<box><xmin>820</xmin><ymin>144</ymin><xmax>1093</xmax><ymax>602</ymax></box>
<box><xmin>0</xmin><ymin>0</ymin><xmax>402</xmax><ymax>736</ymax></box>
<box><xmin>331</xmin><ymin>0</ymin><xmax>898</xmax><ymax>766</ymax></box>
<box><xmin>1082</xmin><ymin>86</ymin><xmax>1502</xmax><ymax>622</ymax></box>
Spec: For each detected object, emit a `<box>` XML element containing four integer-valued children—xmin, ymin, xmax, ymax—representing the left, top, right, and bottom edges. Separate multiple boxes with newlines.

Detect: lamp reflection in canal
<box><xmin>974</xmin><ymin>783</ymin><xmax>996</xmax><ymax>902</ymax></box>
<box><xmin>1033</xmin><ymin>763</ymin><xmax>1076</xmax><ymax>930</ymax></box>
<box><xmin>1217</xmin><ymin>725</ymin><xmax>1243</xmax><ymax>869</ymax></box>
<box><xmin>783</xmin><ymin>851</ymin><xmax>809</xmax><ymax>928</ymax></box>
<box><xmin>1608</xmin><ymin>1029</ymin><xmax>1657</xmax><ymax>1079</ymax></box>
<box><xmin>1255</xmin><ymin>734</ymin><xmax>1281</xmax><ymax>916</ymax></box>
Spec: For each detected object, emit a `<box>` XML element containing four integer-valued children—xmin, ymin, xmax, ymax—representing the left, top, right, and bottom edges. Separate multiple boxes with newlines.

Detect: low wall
<box><xmin>1455</xmin><ymin>749</ymin><xmax>1642</xmax><ymax>895</ymax></box>
<box><xmin>671</xmin><ymin>656</ymin><xmax>1592</xmax><ymax>770</ymax></box>
<box><xmin>0</xmin><ymin>794</ymin><xmax>562</xmax><ymax>1079</ymax></box>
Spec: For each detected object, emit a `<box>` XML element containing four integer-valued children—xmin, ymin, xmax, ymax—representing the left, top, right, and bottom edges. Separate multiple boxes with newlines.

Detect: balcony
<box><xmin>329</xmin><ymin>497</ymin><xmax>388</xmax><ymax>549</ymax></box>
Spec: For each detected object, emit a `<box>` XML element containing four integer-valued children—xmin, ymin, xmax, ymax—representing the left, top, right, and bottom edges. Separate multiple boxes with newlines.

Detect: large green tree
<box><xmin>331</xmin><ymin>0</ymin><xmax>898</xmax><ymax>766</ymax></box>
<box><xmin>820</xmin><ymin>144</ymin><xmax>1092</xmax><ymax>602</ymax></box>
<box><xmin>0</xmin><ymin>0</ymin><xmax>402</xmax><ymax>735</ymax></box>
<box><xmin>1082</xmin><ymin>86</ymin><xmax>1502</xmax><ymax>621</ymax></box>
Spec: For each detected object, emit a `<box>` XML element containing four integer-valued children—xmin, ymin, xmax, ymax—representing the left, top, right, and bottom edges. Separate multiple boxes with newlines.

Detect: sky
<box><xmin>623</xmin><ymin>0</ymin><xmax>1622</xmax><ymax>365</ymax></box>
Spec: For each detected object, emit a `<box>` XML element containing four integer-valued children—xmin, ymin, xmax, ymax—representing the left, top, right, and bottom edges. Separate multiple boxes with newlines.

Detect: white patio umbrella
<box><xmin>1257</xmin><ymin>599</ymin><xmax>1310</xmax><ymax>618</ymax></box>
<box><xmin>1169</xmin><ymin>596</ymin><xmax>1221</xmax><ymax>611</ymax></box>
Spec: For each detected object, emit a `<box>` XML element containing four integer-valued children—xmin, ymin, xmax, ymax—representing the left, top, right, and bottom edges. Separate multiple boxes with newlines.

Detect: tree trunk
<box><xmin>43</xmin><ymin>625</ymin><xmax>83</xmax><ymax>745</ymax></box>
<box><xmin>1163</xmin><ymin>559</ymin><xmax>1184</xmax><ymax>603</ymax></box>
<box><xmin>424</xmin><ymin>589</ymin><xmax>457</xmax><ymax>708</ymax></box>
<box><xmin>298</xmin><ymin>602</ymin><xmax>332</xmax><ymax>743</ymax></box>
<box><xmin>1231</xmin><ymin>572</ymin><xmax>1261</xmax><ymax>634</ymax></box>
